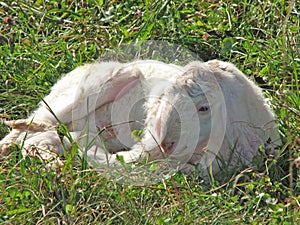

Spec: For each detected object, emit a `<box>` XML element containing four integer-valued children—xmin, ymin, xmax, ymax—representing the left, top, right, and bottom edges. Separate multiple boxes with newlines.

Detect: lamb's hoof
<box><xmin>0</xmin><ymin>142</ymin><xmax>15</xmax><ymax>156</ymax></box>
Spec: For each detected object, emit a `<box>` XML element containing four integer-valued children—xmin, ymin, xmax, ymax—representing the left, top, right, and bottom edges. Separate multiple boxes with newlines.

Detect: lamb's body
<box><xmin>0</xmin><ymin>60</ymin><xmax>281</xmax><ymax>176</ymax></box>
<box><xmin>1</xmin><ymin>60</ymin><xmax>185</xmax><ymax>165</ymax></box>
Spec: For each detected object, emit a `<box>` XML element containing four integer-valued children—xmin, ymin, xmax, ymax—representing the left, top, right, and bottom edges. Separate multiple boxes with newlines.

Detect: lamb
<box><xmin>0</xmin><ymin>60</ymin><xmax>281</xmax><ymax>178</ymax></box>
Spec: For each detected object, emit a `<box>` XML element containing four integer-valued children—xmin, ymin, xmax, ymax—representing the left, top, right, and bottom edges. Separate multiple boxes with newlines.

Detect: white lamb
<box><xmin>0</xmin><ymin>60</ymin><xmax>281</xmax><ymax>176</ymax></box>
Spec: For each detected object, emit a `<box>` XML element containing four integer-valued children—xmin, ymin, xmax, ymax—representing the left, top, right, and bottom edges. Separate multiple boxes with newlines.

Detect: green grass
<box><xmin>0</xmin><ymin>0</ymin><xmax>299</xmax><ymax>224</ymax></box>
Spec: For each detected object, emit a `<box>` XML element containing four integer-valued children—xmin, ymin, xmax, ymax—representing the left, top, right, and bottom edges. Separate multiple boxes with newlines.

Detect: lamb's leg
<box><xmin>18</xmin><ymin>130</ymin><xmax>83</xmax><ymax>165</ymax></box>
<box><xmin>0</xmin><ymin>62</ymin><xmax>143</xmax><ymax>155</ymax></box>
<box><xmin>0</xmin><ymin>119</ymin><xmax>54</xmax><ymax>155</ymax></box>
<box><xmin>0</xmin><ymin>65</ymin><xmax>90</xmax><ymax>155</ymax></box>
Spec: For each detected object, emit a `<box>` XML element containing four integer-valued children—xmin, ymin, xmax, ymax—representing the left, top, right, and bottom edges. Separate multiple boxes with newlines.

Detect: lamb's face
<box><xmin>187</xmin><ymin>94</ymin><xmax>226</xmax><ymax>168</ymax></box>
<box><xmin>152</xmin><ymin>62</ymin><xmax>227</xmax><ymax>169</ymax></box>
<box><xmin>160</xmin><ymin>93</ymin><xmax>224</xmax><ymax>167</ymax></box>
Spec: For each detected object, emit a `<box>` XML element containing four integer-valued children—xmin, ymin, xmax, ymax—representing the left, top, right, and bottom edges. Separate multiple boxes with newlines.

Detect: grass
<box><xmin>0</xmin><ymin>0</ymin><xmax>299</xmax><ymax>224</ymax></box>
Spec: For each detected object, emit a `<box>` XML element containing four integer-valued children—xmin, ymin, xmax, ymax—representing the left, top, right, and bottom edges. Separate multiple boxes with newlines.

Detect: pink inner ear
<box><xmin>156</xmin><ymin>117</ymin><xmax>162</xmax><ymax>140</ymax></box>
<box><xmin>109</xmin><ymin>77</ymin><xmax>139</xmax><ymax>101</ymax></box>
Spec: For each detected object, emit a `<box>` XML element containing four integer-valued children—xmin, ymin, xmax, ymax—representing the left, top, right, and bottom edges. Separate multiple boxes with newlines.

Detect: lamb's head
<box><xmin>181</xmin><ymin>60</ymin><xmax>280</xmax><ymax>172</ymax></box>
<box><xmin>131</xmin><ymin>61</ymin><xmax>225</xmax><ymax>172</ymax></box>
<box><xmin>176</xmin><ymin>61</ymin><xmax>227</xmax><ymax>170</ymax></box>
<box><xmin>139</xmin><ymin>60</ymin><xmax>281</xmax><ymax>174</ymax></box>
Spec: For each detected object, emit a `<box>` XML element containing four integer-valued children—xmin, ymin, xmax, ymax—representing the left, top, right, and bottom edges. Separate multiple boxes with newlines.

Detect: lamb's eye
<box><xmin>198</xmin><ymin>102</ymin><xmax>210</xmax><ymax>112</ymax></box>
<box><xmin>199</xmin><ymin>106</ymin><xmax>209</xmax><ymax>112</ymax></box>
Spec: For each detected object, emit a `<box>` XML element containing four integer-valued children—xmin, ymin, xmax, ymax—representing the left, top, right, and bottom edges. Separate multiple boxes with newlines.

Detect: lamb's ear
<box><xmin>31</xmin><ymin>62</ymin><xmax>143</xmax><ymax>126</ymax></box>
<box><xmin>93</xmin><ymin>63</ymin><xmax>143</xmax><ymax>105</ymax></box>
<box><xmin>71</xmin><ymin>63</ymin><xmax>143</xmax><ymax>130</ymax></box>
<box><xmin>207</xmin><ymin>60</ymin><xmax>281</xmax><ymax>163</ymax></box>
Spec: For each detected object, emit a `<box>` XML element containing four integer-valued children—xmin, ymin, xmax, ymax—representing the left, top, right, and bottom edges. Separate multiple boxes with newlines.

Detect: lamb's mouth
<box><xmin>159</xmin><ymin>139</ymin><xmax>210</xmax><ymax>165</ymax></box>
<box><xmin>160</xmin><ymin>141</ymin><xmax>175</xmax><ymax>154</ymax></box>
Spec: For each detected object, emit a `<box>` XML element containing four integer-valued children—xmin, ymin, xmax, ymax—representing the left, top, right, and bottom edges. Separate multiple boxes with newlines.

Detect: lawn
<box><xmin>0</xmin><ymin>0</ymin><xmax>299</xmax><ymax>224</ymax></box>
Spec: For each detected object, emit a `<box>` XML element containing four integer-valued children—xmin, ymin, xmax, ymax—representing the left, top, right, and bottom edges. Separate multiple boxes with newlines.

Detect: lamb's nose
<box><xmin>160</xmin><ymin>141</ymin><xmax>175</xmax><ymax>154</ymax></box>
